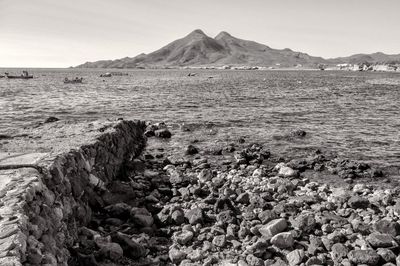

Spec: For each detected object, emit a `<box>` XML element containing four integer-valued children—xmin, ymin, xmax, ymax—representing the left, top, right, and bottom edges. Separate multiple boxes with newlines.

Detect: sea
<box><xmin>1</xmin><ymin>68</ymin><xmax>400</xmax><ymax>169</ymax></box>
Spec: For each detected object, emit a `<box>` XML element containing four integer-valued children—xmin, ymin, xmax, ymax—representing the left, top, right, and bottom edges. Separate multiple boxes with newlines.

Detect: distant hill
<box><xmin>76</xmin><ymin>30</ymin><xmax>400</xmax><ymax>68</ymax></box>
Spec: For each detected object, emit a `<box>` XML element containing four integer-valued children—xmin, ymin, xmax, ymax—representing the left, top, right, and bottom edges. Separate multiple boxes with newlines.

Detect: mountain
<box><xmin>76</xmin><ymin>30</ymin><xmax>399</xmax><ymax>68</ymax></box>
<box><xmin>328</xmin><ymin>52</ymin><xmax>400</xmax><ymax>65</ymax></box>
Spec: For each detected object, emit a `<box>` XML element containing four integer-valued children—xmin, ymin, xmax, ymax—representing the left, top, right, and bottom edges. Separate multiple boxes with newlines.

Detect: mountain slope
<box><xmin>75</xmin><ymin>30</ymin><xmax>399</xmax><ymax>68</ymax></box>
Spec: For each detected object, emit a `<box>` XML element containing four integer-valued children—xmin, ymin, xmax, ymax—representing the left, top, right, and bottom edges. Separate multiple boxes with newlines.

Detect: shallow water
<box><xmin>1</xmin><ymin>68</ymin><xmax>400</xmax><ymax>167</ymax></box>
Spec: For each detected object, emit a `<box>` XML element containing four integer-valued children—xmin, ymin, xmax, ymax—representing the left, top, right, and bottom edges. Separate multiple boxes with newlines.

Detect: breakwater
<box><xmin>0</xmin><ymin>120</ymin><xmax>146</xmax><ymax>265</ymax></box>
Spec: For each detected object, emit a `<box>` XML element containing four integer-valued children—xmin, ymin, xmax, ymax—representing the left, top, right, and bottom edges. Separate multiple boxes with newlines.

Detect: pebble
<box><xmin>259</xmin><ymin>218</ymin><xmax>288</xmax><ymax>238</ymax></box>
<box><xmin>270</xmin><ymin>232</ymin><xmax>294</xmax><ymax>249</ymax></box>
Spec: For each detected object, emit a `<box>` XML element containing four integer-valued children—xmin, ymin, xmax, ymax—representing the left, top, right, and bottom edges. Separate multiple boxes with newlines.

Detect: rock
<box><xmin>131</xmin><ymin>208</ymin><xmax>154</xmax><ymax>227</ymax></box>
<box><xmin>164</xmin><ymin>165</ymin><xmax>186</xmax><ymax>185</ymax></box>
<box><xmin>377</xmin><ymin>248</ymin><xmax>396</xmax><ymax>263</ymax></box>
<box><xmin>286</xmin><ymin>249</ymin><xmax>305</xmax><ymax>266</ymax></box>
<box><xmin>171</xmin><ymin>209</ymin><xmax>185</xmax><ymax>225</ymax></box>
<box><xmin>185</xmin><ymin>208</ymin><xmax>204</xmax><ymax>225</ymax></box>
<box><xmin>246</xmin><ymin>254</ymin><xmax>264</xmax><ymax>266</ymax></box>
<box><xmin>259</xmin><ymin>218</ymin><xmax>288</xmax><ymax>238</ymax></box>
<box><xmin>185</xmin><ymin>145</ymin><xmax>199</xmax><ymax>155</ymax></box>
<box><xmin>212</xmin><ymin>235</ymin><xmax>226</xmax><ymax>247</ymax></box>
<box><xmin>258</xmin><ymin>210</ymin><xmax>277</xmax><ymax>224</ymax></box>
<box><xmin>236</xmin><ymin>192</ymin><xmax>250</xmax><ymax>204</ymax></box>
<box><xmin>155</xmin><ymin>128</ymin><xmax>172</xmax><ymax>138</ymax></box>
<box><xmin>111</xmin><ymin>232</ymin><xmax>146</xmax><ymax>259</ymax></box>
<box><xmin>105</xmin><ymin>203</ymin><xmax>132</xmax><ymax>219</ymax></box>
<box><xmin>174</xmin><ymin>230</ymin><xmax>194</xmax><ymax>245</ymax></box>
<box><xmin>274</xmin><ymin>163</ymin><xmax>297</xmax><ymax>178</ymax></box>
<box><xmin>98</xmin><ymin>242</ymin><xmax>123</xmax><ymax>261</ymax></box>
<box><xmin>330</xmin><ymin>243</ymin><xmax>348</xmax><ymax>262</ymax></box>
<box><xmin>292</xmin><ymin>213</ymin><xmax>316</xmax><ymax>233</ymax></box>
<box><xmin>198</xmin><ymin>169</ymin><xmax>213</xmax><ymax>183</ymax></box>
<box><xmin>44</xmin><ymin>116</ymin><xmax>59</xmax><ymax>123</ymax></box>
<box><xmin>373</xmin><ymin>219</ymin><xmax>400</xmax><ymax>236</ymax></box>
<box><xmin>348</xmin><ymin>249</ymin><xmax>380</xmax><ymax>265</ymax></box>
<box><xmin>169</xmin><ymin>247</ymin><xmax>186</xmax><ymax>264</ymax></box>
<box><xmin>348</xmin><ymin>195</ymin><xmax>369</xmax><ymax>209</ymax></box>
<box><xmin>291</xmin><ymin>129</ymin><xmax>307</xmax><ymax>138</ymax></box>
<box><xmin>270</xmin><ymin>232</ymin><xmax>294</xmax><ymax>249</ymax></box>
<box><xmin>366</xmin><ymin>232</ymin><xmax>394</xmax><ymax>248</ymax></box>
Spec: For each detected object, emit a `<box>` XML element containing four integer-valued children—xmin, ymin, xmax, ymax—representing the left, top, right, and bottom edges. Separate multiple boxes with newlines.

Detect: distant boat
<box><xmin>0</xmin><ymin>75</ymin><xmax>5</xmax><ymax>78</ymax></box>
<box><xmin>64</xmin><ymin>77</ymin><xmax>83</xmax><ymax>84</ymax></box>
<box><xmin>5</xmin><ymin>71</ymin><xmax>33</xmax><ymax>79</ymax></box>
<box><xmin>100</xmin><ymin>72</ymin><xmax>112</xmax><ymax>77</ymax></box>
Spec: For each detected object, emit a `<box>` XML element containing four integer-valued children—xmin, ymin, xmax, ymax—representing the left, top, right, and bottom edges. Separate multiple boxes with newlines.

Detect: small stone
<box><xmin>236</xmin><ymin>192</ymin><xmax>250</xmax><ymax>204</ymax></box>
<box><xmin>292</xmin><ymin>213</ymin><xmax>316</xmax><ymax>233</ymax></box>
<box><xmin>246</xmin><ymin>254</ymin><xmax>264</xmax><ymax>266</ymax></box>
<box><xmin>174</xmin><ymin>230</ymin><xmax>194</xmax><ymax>245</ymax></box>
<box><xmin>366</xmin><ymin>232</ymin><xmax>394</xmax><ymax>248</ymax></box>
<box><xmin>169</xmin><ymin>248</ymin><xmax>186</xmax><ymax>264</ymax></box>
<box><xmin>348</xmin><ymin>195</ymin><xmax>369</xmax><ymax>209</ymax></box>
<box><xmin>155</xmin><ymin>128</ymin><xmax>172</xmax><ymax>138</ymax></box>
<box><xmin>185</xmin><ymin>145</ymin><xmax>199</xmax><ymax>155</ymax></box>
<box><xmin>348</xmin><ymin>249</ymin><xmax>380</xmax><ymax>265</ymax></box>
<box><xmin>286</xmin><ymin>249</ymin><xmax>305</xmax><ymax>266</ymax></box>
<box><xmin>111</xmin><ymin>232</ymin><xmax>146</xmax><ymax>259</ymax></box>
<box><xmin>330</xmin><ymin>243</ymin><xmax>348</xmax><ymax>262</ymax></box>
<box><xmin>44</xmin><ymin>116</ymin><xmax>59</xmax><ymax>123</ymax></box>
<box><xmin>198</xmin><ymin>169</ymin><xmax>213</xmax><ymax>183</ymax></box>
<box><xmin>377</xmin><ymin>248</ymin><xmax>396</xmax><ymax>263</ymax></box>
<box><xmin>212</xmin><ymin>235</ymin><xmax>226</xmax><ymax>247</ymax></box>
<box><xmin>185</xmin><ymin>208</ymin><xmax>204</xmax><ymax>225</ymax></box>
<box><xmin>171</xmin><ymin>209</ymin><xmax>185</xmax><ymax>225</ymax></box>
<box><xmin>373</xmin><ymin>219</ymin><xmax>400</xmax><ymax>236</ymax></box>
<box><xmin>98</xmin><ymin>242</ymin><xmax>123</xmax><ymax>261</ymax></box>
<box><xmin>270</xmin><ymin>232</ymin><xmax>294</xmax><ymax>249</ymax></box>
<box><xmin>259</xmin><ymin>218</ymin><xmax>287</xmax><ymax>238</ymax></box>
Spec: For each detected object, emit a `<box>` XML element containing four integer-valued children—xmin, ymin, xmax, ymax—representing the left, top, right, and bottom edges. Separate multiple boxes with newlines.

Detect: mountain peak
<box><xmin>187</xmin><ymin>29</ymin><xmax>207</xmax><ymax>37</ymax></box>
<box><xmin>215</xmin><ymin>31</ymin><xmax>233</xmax><ymax>40</ymax></box>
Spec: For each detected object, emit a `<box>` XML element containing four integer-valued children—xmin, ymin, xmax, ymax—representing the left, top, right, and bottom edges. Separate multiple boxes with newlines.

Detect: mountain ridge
<box><xmin>76</xmin><ymin>30</ymin><xmax>400</xmax><ymax>68</ymax></box>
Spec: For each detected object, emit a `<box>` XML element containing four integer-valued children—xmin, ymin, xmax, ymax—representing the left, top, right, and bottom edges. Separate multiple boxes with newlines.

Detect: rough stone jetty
<box><xmin>1</xmin><ymin>119</ymin><xmax>400</xmax><ymax>266</ymax></box>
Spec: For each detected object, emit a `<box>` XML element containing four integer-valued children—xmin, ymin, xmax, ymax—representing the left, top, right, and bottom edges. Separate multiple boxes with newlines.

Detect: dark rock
<box><xmin>98</xmin><ymin>242</ymin><xmax>123</xmax><ymax>261</ymax></box>
<box><xmin>348</xmin><ymin>195</ymin><xmax>369</xmax><ymax>209</ymax></box>
<box><xmin>373</xmin><ymin>219</ymin><xmax>400</xmax><ymax>236</ymax></box>
<box><xmin>111</xmin><ymin>232</ymin><xmax>146</xmax><ymax>259</ymax></box>
<box><xmin>185</xmin><ymin>145</ymin><xmax>199</xmax><ymax>155</ymax></box>
<box><xmin>144</xmin><ymin>130</ymin><xmax>155</xmax><ymax>137</ymax></box>
<box><xmin>155</xmin><ymin>128</ymin><xmax>172</xmax><ymax>138</ymax></box>
<box><xmin>105</xmin><ymin>203</ymin><xmax>132</xmax><ymax>219</ymax></box>
<box><xmin>44</xmin><ymin>116</ymin><xmax>59</xmax><ymax>123</ymax></box>
<box><xmin>366</xmin><ymin>232</ymin><xmax>394</xmax><ymax>248</ymax></box>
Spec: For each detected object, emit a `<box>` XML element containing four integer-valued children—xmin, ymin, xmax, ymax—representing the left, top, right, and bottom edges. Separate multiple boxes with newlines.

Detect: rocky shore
<box><xmin>70</xmin><ymin>122</ymin><xmax>400</xmax><ymax>266</ymax></box>
<box><xmin>1</xmin><ymin>119</ymin><xmax>400</xmax><ymax>266</ymax></box>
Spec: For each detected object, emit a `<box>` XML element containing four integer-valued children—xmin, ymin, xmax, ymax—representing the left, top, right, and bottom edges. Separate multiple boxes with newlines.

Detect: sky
<box><xmin>1</xmin><ymin>0</ymin><xmax>399</xmax><ymax>67</ymax></box>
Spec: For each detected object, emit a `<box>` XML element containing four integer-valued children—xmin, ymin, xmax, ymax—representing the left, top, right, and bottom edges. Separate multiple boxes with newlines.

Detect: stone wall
<box><xmin>0</xmin><ymin>120</ymin><xmax>146</xmax><ymax>265</ymax></box>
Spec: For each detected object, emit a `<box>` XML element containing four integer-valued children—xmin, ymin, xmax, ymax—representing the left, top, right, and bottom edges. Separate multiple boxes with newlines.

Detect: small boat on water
<box><xmin>64</xmin><ymin>77</ymin><xmax>83</xmax><ymax>84</ymax></box>
<box><xmin>100</xmin><ymin>72</ymin><xmax>112</xmax><ymax>77</ymax></box>
<box><xmin>5</xmin><ymin>71</ymin><xmax>33</xmax><ymax>79</ymax></box>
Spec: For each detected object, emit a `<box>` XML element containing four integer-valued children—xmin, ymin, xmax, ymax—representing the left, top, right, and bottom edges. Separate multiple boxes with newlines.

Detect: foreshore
<box><xmin>1</xmin><ymin>119</ymin><xmax>400</xmax><ymax>265</ymax></box>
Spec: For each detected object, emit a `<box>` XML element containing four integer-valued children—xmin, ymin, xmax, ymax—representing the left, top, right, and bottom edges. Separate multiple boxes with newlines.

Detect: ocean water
<box><xmin>1</xmin><ymin>68</ymin><xmax>400</xmax><ymax>168</ymax></box>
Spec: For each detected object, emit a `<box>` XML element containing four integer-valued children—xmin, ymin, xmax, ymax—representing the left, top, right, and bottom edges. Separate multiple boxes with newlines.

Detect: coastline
<box><xmin>1</xmin><ymin>119</ymin><xmax>400</xmax><ymax>265</ymax></box>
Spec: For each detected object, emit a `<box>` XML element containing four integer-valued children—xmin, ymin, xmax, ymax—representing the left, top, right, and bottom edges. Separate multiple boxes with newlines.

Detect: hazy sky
<box><xmin>1</xmin><ymin>0</ymin><xmax>399</xmax><ymax>67</ymax></box>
